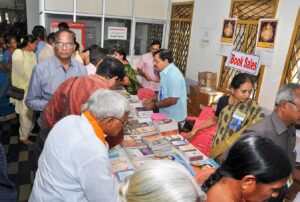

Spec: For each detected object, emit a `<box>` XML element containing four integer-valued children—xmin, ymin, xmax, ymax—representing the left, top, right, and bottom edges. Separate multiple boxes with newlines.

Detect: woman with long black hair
<box><xmin>202</xmin><ymin>135</ymin><xmax>292</xmax><ymax>202</ymax></box>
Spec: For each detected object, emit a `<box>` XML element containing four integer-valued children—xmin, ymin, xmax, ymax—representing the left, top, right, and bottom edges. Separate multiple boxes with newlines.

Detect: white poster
<box><xmin>225</xmin><ymin>50</ymin><xmax>261</xmax><ymax>76</ymax></box>
<box><xmin>108</xmin><ymin>27</ymin><xmax>127</xmax><ymax>40</ymax></box>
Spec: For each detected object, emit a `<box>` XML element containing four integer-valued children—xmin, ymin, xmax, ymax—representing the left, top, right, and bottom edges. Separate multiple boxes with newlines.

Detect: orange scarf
<box><xmin>84</xmin><ymin>111</ymin><xmax>106</xmax><ymax>146</ymax></box>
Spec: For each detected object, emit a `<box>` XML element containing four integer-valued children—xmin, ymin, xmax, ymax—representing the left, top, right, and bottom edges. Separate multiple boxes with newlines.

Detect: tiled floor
<box><xmin>0</xmin><ymin>117</ymin><xmax>36</xmax><ymax>202</ymax></box>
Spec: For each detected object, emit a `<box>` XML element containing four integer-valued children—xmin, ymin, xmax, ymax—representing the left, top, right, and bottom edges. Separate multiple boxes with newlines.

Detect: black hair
<box><xmin>230</xmin><ymin>73</ymin><xmax>254</xmax><ymax>89</ymax></box>
<box><xmin>83</xmin><ymin>45</ymin><xmax>108</xmax><ymax>66</ymax></box>
<box><xmin>19</xmin><ymin>35</ymin><xmax>37</xmax><ymax>49</ymax></box>
<box><xmin>96</xmin><ymin>56</ymin><xmax>126</xmax><ymax>81</ymax></box>
<box><xmin>151</xmin><ymin>40</ymin><xmax>161</xmax><ymax>48</ymax></box>
<box><xmin>153</xmin><ymin>49</ymin><xmax>174</xmax><ymax>63</ymax></box>
<box><xmin>58</xmin><ymin>22</ymin><xmax>69</xmax><ymax>30</ymax></box>
<box><xmin>47</xmin><ymin>32</ymin><xmax>55</xmax><ymax>44</ymax></box>
<box><xmin>4</xmin><ymin>34</ymin><xmax>16</xmax><ymax>45</ymax></box>
<box><xmin>113</xmin><ymin>47</ymin><xmax>127</xmax><ymax>61</ymax></box>
<box><xmin>202</xmin><ymin>135</ymin><xmax>292</xmax><ymax>193</ymax></box>
<box><xmin>54</xmin><ymin>29</ymin><xmax>76</xmax><ymax>43</ymax></box>
<box><xmin>32</xmin><ymin>25</ymin><xmax>46</xmax><ymax>41</ymax></box>
<box><xmin>74</xmin><ymin>42</ymin><xmax>80</xmax><ymax>52</ymax></box>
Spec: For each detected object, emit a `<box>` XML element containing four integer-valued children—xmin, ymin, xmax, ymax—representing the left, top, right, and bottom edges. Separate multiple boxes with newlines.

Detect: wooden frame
<box><xmin>280</xmin><ymin>8</ymin><xmax>300</xmax><ymax>85</ymax></box>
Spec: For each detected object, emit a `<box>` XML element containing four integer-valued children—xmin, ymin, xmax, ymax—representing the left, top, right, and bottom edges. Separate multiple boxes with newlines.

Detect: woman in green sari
<box><xmin>113</xmin><ymin>48</ymin><xmax>142</xmax><ymax>95</ymax></box>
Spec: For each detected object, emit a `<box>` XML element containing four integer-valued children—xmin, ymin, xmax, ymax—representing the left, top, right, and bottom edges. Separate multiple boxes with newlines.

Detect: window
<box><xmin>76</xmin><ymin>16</ymin><xmax>102</xmax><ymax>48</ymax></box>
<box><xmin>104</xmin><ymin>18</ymin><xmax>131</xmax><ymax>54</ymax></box>
<box><xmin>45</xmin><ymin>13</ymin><xmax>73</xmax><ymax>33</ymax></box>
<box><xmin>134</xmin><ymin>22</ymin><xmax>163</xmax><ymax>55</ymax></box>
<box><xmin>218</xmin><ymin>0</ymin><xmax>279</xmax><ymax>100</ymax></box>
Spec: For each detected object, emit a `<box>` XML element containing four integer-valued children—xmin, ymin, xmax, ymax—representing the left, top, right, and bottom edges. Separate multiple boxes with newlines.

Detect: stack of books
<box><xmin>135</xmin><ymin>107</ymin><xmax>153</xmax><ymax>123</ymax></box>
<box><xmin>153</xmin><ymin>118</ymin><xmax>179</xmax><ymax>136</ymax></box>
<box><xmin>142</xmin><ymin>134</ymin><xmax>172</xmax><ymax>152</ymax></box>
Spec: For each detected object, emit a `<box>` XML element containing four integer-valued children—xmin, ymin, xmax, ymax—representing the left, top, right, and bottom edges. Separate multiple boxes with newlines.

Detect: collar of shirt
<box><xmin>161</xmin><ymin>63</ymin><xmax>174</xmax><ymax>76</ymax></box>
<box><xmin>83</xmin><ymin>111</ymin><xmax>107</xmax><ymax>147</ymax></box>
<box><xmin>53</xmin><ymin>56</ymin><xmax>75</xmax><ymax>71</ymax></box>
<box><xmin>271</xmin><ymin>111</ymin><xmax>292</xmax><ymax>136</ymax></box>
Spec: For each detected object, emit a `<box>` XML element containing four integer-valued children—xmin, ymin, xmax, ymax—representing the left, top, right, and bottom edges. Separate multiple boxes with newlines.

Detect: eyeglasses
<box><xmin>55</xmin><ymin>42</ymin><xmax>74</xmax><ymax>48</ymax></box>
<box><xmin>153</xmin><ymin>59</ymin><xmax>163</xmax><ymax>64</ymax></box>
<box><xmin>287</xmin><ymin>100</ymin><xmax>300</xmax><ymax>109</ymax></box>
<box><xmin>102</xmin><ymin>117</ymin><xmax>128</xmax><ymax>126</ymax></box>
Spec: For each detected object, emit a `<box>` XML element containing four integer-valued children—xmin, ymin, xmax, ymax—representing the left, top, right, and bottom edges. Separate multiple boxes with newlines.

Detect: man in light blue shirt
<box><xmin>32</xmin><ymin>25</ymin><xmax>47</xmax><ymax>58</ymax></box>
<box><xmin>26</xmin><ymin>29</ymin><xmax>87</xmax><ymax>113</ymax></box>
<box><xmin>143</xmin><ymin>49</ymin><xmax>187</xmax><ymax>128</ymax></box>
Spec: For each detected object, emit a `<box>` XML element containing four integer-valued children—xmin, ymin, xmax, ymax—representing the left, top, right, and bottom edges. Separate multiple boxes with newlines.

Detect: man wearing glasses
<box><xmin>243</xmin><ymin>83</ymin><xmax>300</xmax><ymax>201</ymax></box>
<box><xmin>25</xmin><ymin>29</ymin><xmax>87</xmax><ymax>115</ymax></box>
<box><xmin>29</xmin><ymin>89</ymin><xmax>129</xmax><ymax>202</ymax></box>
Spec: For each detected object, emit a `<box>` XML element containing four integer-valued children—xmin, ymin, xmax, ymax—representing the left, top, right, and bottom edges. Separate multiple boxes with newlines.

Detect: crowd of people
<box><xmin>0</xmin><ymin>21</ymin><xmax>299</xmax><ymax>202</ymax></box>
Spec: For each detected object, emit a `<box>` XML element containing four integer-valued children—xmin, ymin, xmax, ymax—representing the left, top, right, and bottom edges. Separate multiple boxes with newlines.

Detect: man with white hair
<box><xmin>29</xmin><ymin>89</ymin><xmax>130</xmax><ymax>202</ymax></box>
<box><xmin>243</xmin><ymin>83</ymin><xmax>300</xmax><ymax>201</ymax></box>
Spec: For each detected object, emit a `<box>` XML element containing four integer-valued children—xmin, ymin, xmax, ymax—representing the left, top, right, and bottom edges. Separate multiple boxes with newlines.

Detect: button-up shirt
<box><xmin>159</xmin><ymin>63</ymin><xmax>187</xmax><ymax>122</ymax></box>
<box><xmin>25</xmin><ymin>56</ymin><xmax>87</xmax><ymax>112</ymax></box>
<box><xmin>243</xmin><ymin>111</ymin><xmax>296</xmax><ymax>165</ymax></box>
<box><xmin>29</xmin><ymin>114</ymin><xmax>120</xmax><ymax>202</ymax></box>
<box><xmin>137</xmin><ymin>52</ymin><xmax>160</xmax><ymax>91</ymax></box>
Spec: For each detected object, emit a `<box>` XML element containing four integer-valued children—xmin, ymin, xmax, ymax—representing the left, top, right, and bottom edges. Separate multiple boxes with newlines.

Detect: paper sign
<box><xmin>220</xmin><ymin>18</ymin><xmax>237</xmax><ymax>44</ymax></box>
<box><xmin>225</xmin><ymin>50</ymin><xmax>261</xmax><ymax>76</ymax></box>
<box><xmin>108</xmin><ymin>26</ymin><xmax>127</xmax><ymax>40</ymax></box>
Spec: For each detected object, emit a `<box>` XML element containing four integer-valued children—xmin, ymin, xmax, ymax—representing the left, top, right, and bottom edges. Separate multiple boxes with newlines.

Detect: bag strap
<box><xmin>65</xmin><ymin>77</ymin><xmax>78</xmax><ymax>115</ymax></box>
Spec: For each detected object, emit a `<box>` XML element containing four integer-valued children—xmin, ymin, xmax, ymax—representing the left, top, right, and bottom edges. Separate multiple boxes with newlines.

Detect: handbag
<box><xmin>7</xmin><ymin>85</ymin><xmax>25</xmax><ymax>100</ymax></box>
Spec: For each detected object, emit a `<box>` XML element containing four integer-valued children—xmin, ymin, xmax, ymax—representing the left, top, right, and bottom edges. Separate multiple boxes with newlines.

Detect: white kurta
<box><xmin>29</xmin><ymin>114</ymin><xmax>120</xmax><ymax>202</ymax></box>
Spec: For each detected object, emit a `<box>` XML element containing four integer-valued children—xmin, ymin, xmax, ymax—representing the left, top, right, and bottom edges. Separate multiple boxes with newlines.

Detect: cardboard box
<box><xmin>198</xmin><ymin>72</ymin><xmax>217</xmax><ymax>89</ymax></box>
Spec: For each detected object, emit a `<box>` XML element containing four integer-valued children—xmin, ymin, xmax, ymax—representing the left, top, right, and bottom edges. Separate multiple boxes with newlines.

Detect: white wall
<box><xmin>258</xmin><ymin>0</ymin><xmax>299</xmax><ymax>110</ymax></box>
<box><xmin>186</xmin><ymin>0</ymin><xmax>231</xmax><ymax>81</ymax></box>
<box><xmin>185</xmin><ymin>0</ymin><xmax>300</xmax><ymax>110</ymax></box>
<box><xmin>26</xmin><ymin>0</ymin><xmax>39</xmax><ymax>34</ymax></box>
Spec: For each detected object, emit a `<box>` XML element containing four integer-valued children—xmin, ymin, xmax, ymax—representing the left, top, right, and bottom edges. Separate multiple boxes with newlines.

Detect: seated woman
<box><xmin>113</xmin><ymin>48</ymin><xmax>142</xmax><ymax>95</ymax></box>
<box><xmin>119</xmin><ymin>160</ymin><xmax>206</xmax><ymax>202</ymax></box>
<box><xmin>186</xmin><ymin>73</ymin><xmax>264</xmax><ymax>159</ymax></box>
<box><xmin>202</xmin><ymin>135</ymin><xmax>292</xmax><ymax>202</ymax></box>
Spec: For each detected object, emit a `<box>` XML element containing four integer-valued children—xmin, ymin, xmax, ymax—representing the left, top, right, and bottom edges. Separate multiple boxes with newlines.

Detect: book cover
<box><xmin>171</xmin><ymin>140</ymin><xmax>188</xmax><ymax>146</ymax></box>
<box><xmin>178</xmin><ymin>144</ymin><xmax>197</xmax><ymax>152</ymax></box>
<box><xmin>122</xmin><ymin>139</ymin><xmax>147</xmax><ymax>148</ymax></box>
<box><xmin>183</xmin><ymin>150</ymin><xmax>204</xmax><ymax>161</ymax></box>
<box><xmin>116</xmin><ymin>169</ymin><xmax>135</xmax><ymax>182</ymax></box>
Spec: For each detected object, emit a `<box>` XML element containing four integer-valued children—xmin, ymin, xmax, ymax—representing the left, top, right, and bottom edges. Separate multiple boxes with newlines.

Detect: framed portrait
<box><xmin>220</xmin><ymin>18</ymin><xmax>237</xmax><ymax>44</ymax></box>
<box><xmin>256</xmin><ymin>19</ymin><xmax>278</xmax><ymax>49</ymax></box>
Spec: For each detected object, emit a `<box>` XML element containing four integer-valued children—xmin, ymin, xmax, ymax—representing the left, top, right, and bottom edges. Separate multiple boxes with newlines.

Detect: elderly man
<box><xmin>143</xmin><ymin>49</ymin><xmax>187</xmax><ymax>129</ymax></box>
<box><xmin>35</xmin><ymin>56</ymin><xmax>126</xmax><ymax>156</ymax></box>
<box><xmin>243</xmin><ymin>83</ymin><xmax>300</xmax><ymax>201</ymax></box>
<box><xmin>25</xmin><ymin>29</ymin><xmax>87</xmax><ymax>114</ymax></box>
<box><xmin>29</xmin><ymin>89</ymin><xmax>130</xmax><ymax>202</ymax></box>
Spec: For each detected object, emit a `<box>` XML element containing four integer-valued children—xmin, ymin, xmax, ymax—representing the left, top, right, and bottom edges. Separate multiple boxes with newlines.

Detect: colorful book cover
<box><xmin>178</xmin><ymin>143</ymin><xmax>197</xmax><ymax>152</ymax></box>
<box><xmin>116</xmin><ymin>169</ymin><xmax>135</xmax><ymax>182</ymax></box>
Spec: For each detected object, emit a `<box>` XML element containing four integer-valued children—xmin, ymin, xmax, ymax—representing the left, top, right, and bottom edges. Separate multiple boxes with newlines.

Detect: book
<box><xmin>178</xmin><ymin>143</ymin><xmax>197</xmax><ymax>152</ymax></box>
<box><xmin>136</xmin><ymin>107</ymin><xmax>153</xmax><ymax>117</ymax></box>
<box><xmin>110</xmin><ymin>156</ymin><xmax>128</xmax><ymax>165</ymax></box>
<box><xmin>164</xmin><ymin>134</ymin><xmax>183</xmax><ymax>141</ymax></box>
<box><xmin>171</xmin><ymin>140</ymin><xmax>188</xmax><ymax>146</ymax></box>
<box><xmin>122</xmin><ymin>139</ymin><xmax>147</xmax><ymax>148</ymax></box>
<box><xmin>126</xmin><ymin>147</ymin><xmax>154</xmax><ymax>160</ymax></box>
<box><xmin>155</xmin><ymin>152</ymin><xmax>196</xmax><ymax>176</ymax></box>
<box><xmin>116</xmin><ymin>169</ymin><xmax>135</xmax><ymax>182</ymax></box>
<box><xmin>183</xmin><ymin>150</ymin><xmax>204</xmax><ymax>161</ymax></box>
<box><xmin>111</xmin><ymin>162</ymin><xmax>129</xmax><ymax>174</ymax></box>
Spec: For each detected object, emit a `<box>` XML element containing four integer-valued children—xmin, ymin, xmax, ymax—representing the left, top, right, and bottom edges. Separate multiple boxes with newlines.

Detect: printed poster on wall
<box><xmin>108</xmin><ymin>27</ymin><xmax>127</xmax><ymax>40</ymax></box>
<box><xmin>225</xmin><ymin>50</ymin><xmax>261</xmax><ymax>76</ymax></box>
<box><xmin>50</xmin><ymin>21</ymin><xmax>86</xmax><ymax>49</ymax></box>
<box><xmin>256</xmin><ymin>19</ymin><xmax>278</xmax><ymax>49</ymax></box>
<box><xmin>220</xmin><ymin>18</ymin><xmax>237</xmax><ymax>44</ymax></box>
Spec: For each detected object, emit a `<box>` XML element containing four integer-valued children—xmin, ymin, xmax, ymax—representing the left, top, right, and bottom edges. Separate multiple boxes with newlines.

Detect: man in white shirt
<box><xmin>29</xmin><ymin>89</ymin><xmax>130</xmax><ymax>202</ymax></box>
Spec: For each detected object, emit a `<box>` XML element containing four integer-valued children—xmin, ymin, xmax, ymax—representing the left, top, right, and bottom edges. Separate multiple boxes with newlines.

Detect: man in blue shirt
<box><xmin>143</xmin><ymin>49</ymin><xmax>187</xmax><ymax>129</ymax></box>
<box><xmin>26</xmin><ymin>29</ymin><xmax>87</xmax><ymax>113</ymax></box>
<box><xmin>32</xmin><ymin>26</ymin><xmax>47</xmax><ymax>58</ymax></box>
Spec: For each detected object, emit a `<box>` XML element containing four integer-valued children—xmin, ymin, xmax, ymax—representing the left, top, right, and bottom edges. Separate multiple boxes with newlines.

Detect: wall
<box><xmin>258</xmin><ymin>0</ymin><xmax>299</xmax><ymax>110</ymax></box>
<box><xmin>26</xmin><ymin>0</ymin><xmax>39</xmax><ymax>33</ymax></box>
<box><xmin>185</xmin><ymin>0</ymin><xmax>300</xmax><ymax>111</ymax></box>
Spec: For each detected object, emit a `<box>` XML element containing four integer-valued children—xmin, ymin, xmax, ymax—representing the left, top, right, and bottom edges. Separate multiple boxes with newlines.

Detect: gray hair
<box><xmin>275</xmin><ymin>83</ymin><xmax>300</xmax><ymax>105</ymax></box>
<box><xmin>119</xmin><ymin>160</ymin><xmax>206</xmax><ymax>202</ymax></box>
<box><xmin>81</xmin><ymin>89</ymin><xmax>130</xmax><ymax>119</ymax></box>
